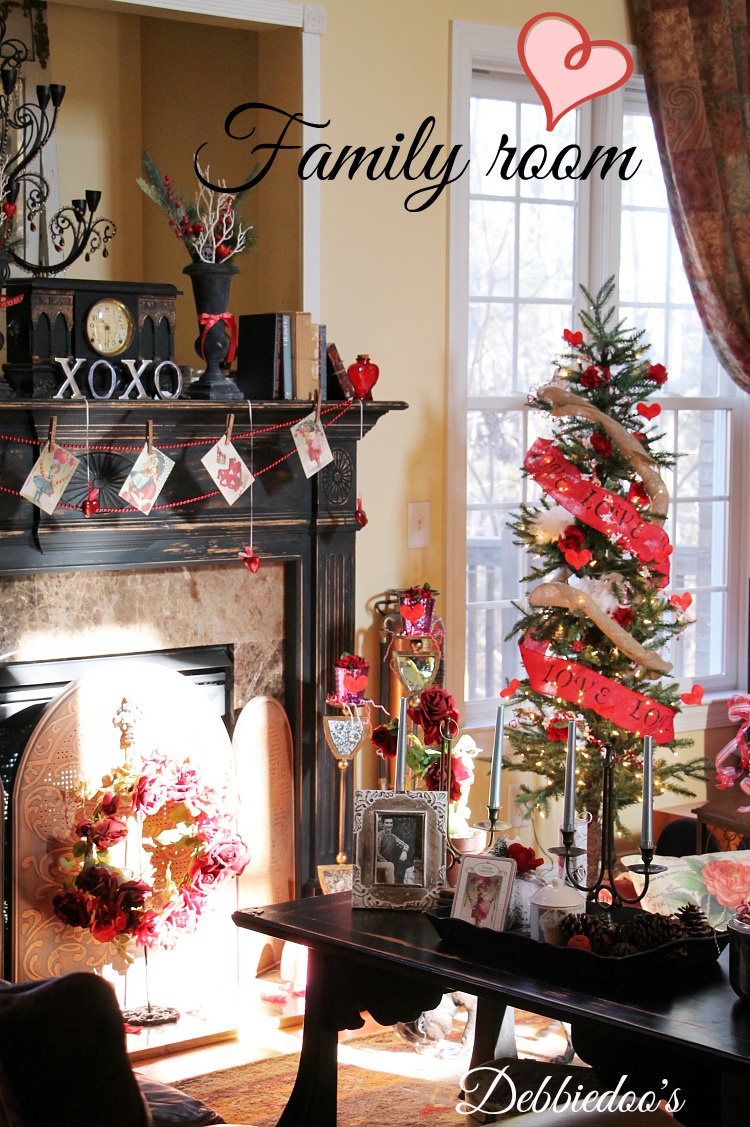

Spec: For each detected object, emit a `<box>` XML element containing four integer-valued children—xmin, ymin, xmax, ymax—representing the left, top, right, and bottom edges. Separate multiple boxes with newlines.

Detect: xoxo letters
<box><xmin>53</xmin><ymin>358</ymin><xmax>184</xmax><ymax>401</ymax></box>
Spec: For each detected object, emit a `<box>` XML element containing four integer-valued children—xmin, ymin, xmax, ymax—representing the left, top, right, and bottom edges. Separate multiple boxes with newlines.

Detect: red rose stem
<box><xmin>489</xmin><ymin>704</ymin><xmax>504</xmax><ymax>810</ymax></box>
<box><xmin>395</xmin><ymin>696</ymin><xmax>408</xmax><ymax>791</ymax></box>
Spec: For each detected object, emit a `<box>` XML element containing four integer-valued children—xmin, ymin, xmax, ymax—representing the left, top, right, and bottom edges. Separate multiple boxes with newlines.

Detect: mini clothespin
<box><xmin>224</xmin><ymin>413</ymin><xmax>235</xmax><ymax>446</ymax></box>
<box><xmin>314</xmin><ymin>388</ymin><xmax>322</xmax><ymax>424</ymax></box>
<box><xmin>47</xmin><ymin>416</ymin><xmax>57</xmax><ymax>450</ymax></box>
<box><xmin>146</xmin><ymin>419</ymin><xmax>153</xmax><ymax>455</ymax></box>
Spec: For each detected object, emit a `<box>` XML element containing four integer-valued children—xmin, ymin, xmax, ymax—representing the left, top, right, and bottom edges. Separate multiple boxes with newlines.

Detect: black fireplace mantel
<box><xmin>0</xmin><ymin>397</ymin><xmax>406</xmax><ymax>895</ymax></box>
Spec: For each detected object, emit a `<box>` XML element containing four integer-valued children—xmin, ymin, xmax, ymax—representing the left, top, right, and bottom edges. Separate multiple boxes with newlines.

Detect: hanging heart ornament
<box><xmin>81</xmin><ymin>486</ymin><xmax>100</xmax><ymax>518</ymax></box>
<box><xmin>239</xmin><ymin>545</ymin><xmax>261</xmax><ymax>573</ymax></box>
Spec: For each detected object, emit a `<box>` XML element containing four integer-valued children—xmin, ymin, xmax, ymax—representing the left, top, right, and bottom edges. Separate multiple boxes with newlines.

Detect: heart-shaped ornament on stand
<box><xmin>390</xmin><ymin>634</ymin><xmax>441</xmax><ymax>697</ymax></box>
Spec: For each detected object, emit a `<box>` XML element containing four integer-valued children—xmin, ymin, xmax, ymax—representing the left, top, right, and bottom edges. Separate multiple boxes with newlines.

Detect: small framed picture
<box><xmin>317</xmin><ymin>864</ymin><xmax>353</xmax><ymax>895</ymax></box>
<box><xmin>451</xmin><ymin>855</ymin><xmax>517</xmax><ymax>931</ymax></box>
<box><xmin>352</xmin><ymin>790</ymin><xmax>447</xmax><ymax>911</ymax></box>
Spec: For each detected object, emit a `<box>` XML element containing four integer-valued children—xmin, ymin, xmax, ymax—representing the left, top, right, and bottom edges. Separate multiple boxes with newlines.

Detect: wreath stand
<box><xmin>121</xmin><ymin>949</ymin><xmax>179</xmax><ymax>1026</ymax></box>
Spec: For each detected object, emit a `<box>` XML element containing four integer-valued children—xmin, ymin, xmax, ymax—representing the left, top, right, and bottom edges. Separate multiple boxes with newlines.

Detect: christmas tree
<box><xmin>504</xmin><ymin>279</ymin><xmax>706</xmax><ymax>844</ymax></box>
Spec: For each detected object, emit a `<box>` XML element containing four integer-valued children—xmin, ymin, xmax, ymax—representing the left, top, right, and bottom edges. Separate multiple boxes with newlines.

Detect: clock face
<box><xmin>85</xmin><ymin>299</ymin><xmax>135</xmax><ymax>357</ymax></box>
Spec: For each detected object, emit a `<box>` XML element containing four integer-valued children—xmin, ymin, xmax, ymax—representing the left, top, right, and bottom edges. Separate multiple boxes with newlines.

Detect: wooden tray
<box><xmin>424</xmin><ymin>906</ymin><xmax>728</xmax><ymax>987</ymax></box>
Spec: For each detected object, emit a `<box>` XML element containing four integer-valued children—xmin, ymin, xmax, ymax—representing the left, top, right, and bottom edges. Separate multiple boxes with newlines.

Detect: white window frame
<box><xmin>447</xmin><ymin>21</ymin><xmax>750</xmax><ymax>732</ymax></box>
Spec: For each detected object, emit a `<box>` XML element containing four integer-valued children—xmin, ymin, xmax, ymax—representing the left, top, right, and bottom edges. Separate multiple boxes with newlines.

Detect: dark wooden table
<box><xmin>234</xmin><ymin>893</ymin><xmax>750</xmax><ymax>1126</ymax></box>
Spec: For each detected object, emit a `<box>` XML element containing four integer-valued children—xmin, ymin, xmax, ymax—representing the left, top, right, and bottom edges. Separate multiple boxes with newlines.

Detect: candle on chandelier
<box><xmin>641</xmin><ymin>735</ymin><xmax>654</xmax><ymax>851</ymax></box>
<box><xmin>394</xmin><ymin>696</ymin><xmax>408</xmax><ymax>791</ymax></box>
<box><xmin>488</xmin><ymin>704</ymin><xmax>504</xmax><ymax>810</ymax></box>
<box><xmin>561</xmin><ymin>719</ymin><xmax>577</xmax><ymax>834</ymax></box>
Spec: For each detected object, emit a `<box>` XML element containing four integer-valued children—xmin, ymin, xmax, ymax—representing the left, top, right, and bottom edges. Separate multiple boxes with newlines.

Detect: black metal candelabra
<box><xmin>549</xmin><ymin>743</ymin><xmax>666</xmax><ymax>908</ymax></box>
<box><xmin>0</xmin><ymin>14</ymin><xmax>115</xmax><ymax>277</ymax></box>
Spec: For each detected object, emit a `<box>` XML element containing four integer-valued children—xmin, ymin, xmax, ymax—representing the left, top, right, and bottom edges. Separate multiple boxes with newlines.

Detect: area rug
<box><xmin>176</xmin><ymin>1052</ymin><xmax>466</xmax><ymax>1126</ymax></box>
<box><xmin>175</xmin><ymin>1013</ymin><xmax>576</xmax><ymax>1125</ymax></box>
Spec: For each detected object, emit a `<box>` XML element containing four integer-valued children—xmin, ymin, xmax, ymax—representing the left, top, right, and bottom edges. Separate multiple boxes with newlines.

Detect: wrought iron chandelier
<box><xmin>0</xmin><ymin>11</ymin><xmax>115</xmax><ymax>277</ymax></box>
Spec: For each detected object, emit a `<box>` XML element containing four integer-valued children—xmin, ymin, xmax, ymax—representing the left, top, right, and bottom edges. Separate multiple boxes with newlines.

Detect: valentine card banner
<box><xmin>519</xmin><ymin>636</ymin><xmax>675</xmax><ymax>742</ymax></box>
<box><xmin>524</xmin><ymin>438</ymin><xmax>671</xmax><ymax>573</ymax></box>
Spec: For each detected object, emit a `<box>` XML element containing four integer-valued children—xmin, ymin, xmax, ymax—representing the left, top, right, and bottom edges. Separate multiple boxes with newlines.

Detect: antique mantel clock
<box><xmin>2</xmin><ymin>277</ymin><xmax>180</xmax><ymax>399</ymax></box>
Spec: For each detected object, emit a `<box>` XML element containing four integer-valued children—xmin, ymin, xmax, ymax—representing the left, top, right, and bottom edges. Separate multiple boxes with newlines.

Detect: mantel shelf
<box><xmin>0</xmin><ymin>398</ymin><xmax>407</xmax><ymax>575</ymax></box>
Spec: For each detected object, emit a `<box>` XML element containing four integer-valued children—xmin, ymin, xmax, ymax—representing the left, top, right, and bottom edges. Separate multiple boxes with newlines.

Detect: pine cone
<box><xmin>560</xmin><ymin>913</ymin><xmax>618</xmax><ymax>955</ymax></box>
<box><xmin>610</xmin><ymin>941</ymin><xmax>639</xmax><ymax>957</ymax></box>
<box><xmin>621</xmin><ymin>911</ymin><xmax>686</xmax><ymax>952</ymax></box>
<box><xmin>675</xmin><ymin>903</ymin><xmax>713</xmax><ymax>938</ymax></box>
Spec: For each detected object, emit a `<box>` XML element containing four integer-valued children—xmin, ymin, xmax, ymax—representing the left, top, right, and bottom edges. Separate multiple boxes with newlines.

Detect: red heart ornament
<box><xmin>347</xmin><ymin>354</ymin><xmax>379</xmax><ymax>400</ymax></box>
<box><xmin>680</xmin><ymin>685</ymin><xmax>704</xmax><ymax>706</ymax></box>
<box><xmin>343</xmin><ymin>671</ymin><xmax>368</xmax><ymax>694</ymax></box>
<box><xmin>637</xmin><ymin>402</ymin><xmax>661</xmax><ymax>421</ymax></box>
<box><xmin>238</xmin><ymin>545</ymin><xmax>261</xmax><ymax>572</ymax></box>
<box><xmin>518</xmin><ymin>13</ymin><xmax>633</xmax><ymax>132</ymax></box>
<box><xmin>81</xmin><ymin>487</ymin><xmax>99</xmax><ymax>518</ymax></box>
<box><xmin>500</xmin><ymin>679</ymin><xmax>521</xmax><ymax>699</ymax></box>
<box><xmin>670</xmin><ymin>593</ymin><xmax>692</xmax><ymax>612</ymax></box>
<box><xmin>355</xmin><ymin>502</ymin><xmax>368</xmax><ymax>527</ymax></box>
<box><xmin>400</xmin><ymin>602</ymin><xmax>425</xmax><ymax>624</ymax></box>
<box><xmin>564</xmin><ymin>548</ymin><xmax>591</xmax><ymax>570</ymax></box>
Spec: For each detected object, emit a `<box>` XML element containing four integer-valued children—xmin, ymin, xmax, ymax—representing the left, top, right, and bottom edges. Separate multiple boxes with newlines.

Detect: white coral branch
<box><xmin>192</xmin><ymin>162</ymin><xmax>252</xmax><ymax>263</ymax></box>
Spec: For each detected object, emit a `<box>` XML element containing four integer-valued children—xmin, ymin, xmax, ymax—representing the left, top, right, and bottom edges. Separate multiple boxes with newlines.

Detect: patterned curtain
<box><xmin>628</xmin><ymin>0</ymin><xmax>750</xmax><ymax>393</ymax></box>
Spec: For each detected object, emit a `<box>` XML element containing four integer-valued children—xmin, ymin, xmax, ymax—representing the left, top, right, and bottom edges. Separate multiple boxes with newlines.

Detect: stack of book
<box><xmin>236</xmin><ymin>312</ymin><xmax>330</xmax><ymax>401</ymax></box>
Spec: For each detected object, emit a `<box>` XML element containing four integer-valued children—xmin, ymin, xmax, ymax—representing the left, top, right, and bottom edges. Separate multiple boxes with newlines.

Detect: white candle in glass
<box><xmin>488</xmin><ymin>704</ymin><xmax>504</xmax><ymax>810</ymax></box>
<box><xmin>394</xmin><ymin>696</ymin><xmax>408</xmax><ymax>791</ymax></box>
<box><xmin>561</xmin><ymin>719</ymin><xmax>577</xmax><ymax>834</ymax></box>
<box><xmin>641</xmin><ymin>735</ymin><xmax>654</xmax><ymax>850</ymax></box>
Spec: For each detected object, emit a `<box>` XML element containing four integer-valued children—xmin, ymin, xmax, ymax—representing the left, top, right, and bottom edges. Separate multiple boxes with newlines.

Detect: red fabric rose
<box><xmin>702</xmin><ymin>859</ymin><xmax>750</xmax><ymax>907</ymax></box>
<box><xmin>627</xmin><ymin>481</ymin><xmax>650</xmax><ymax>509</ymax></box>
<box><xmin>646</xmin><ymin>362</ymin><xmax>668</xmax><ymax>385</ymax></box>
<box><xmin>423</xmin><ymin>753</ymin><xmax>472</xmax><ymax>802</ymax></box>
<box><xmin>91</xmin><ymin>816</ymin><xmax>128</xmax><ymax>850</ymax></box>
<box><xmin>117</xmin><ymin>878</ymin><xmax>152</xmax><ymax>925</ymax></box>
<box><xmin>424</xmin><ymin>759</ymin><xmax>462</xmax><ymax>802</ymax></box>
<box><xmin>590</xmin><ymin>433</ymin><xmax>612</xmax><ymax>457</ymax></box>
<box><xmin>131</xmin><ymin>909</ymin><xmax>160</xmax><ymax>947</ymax></box>
<box><xmin>75</xmin><ymin>864</ymin><xmax>119</xmax><ymax>899</ymax></box>
<box><xmin>558</xmin><ymin>526</ymin><xmax>584</xmax><ymax>554</ymax></box>
<box><xmin>581</xmin><ymin>365</ymin><xmax>604</xmax><ymax>389</ymax></box>
<box><xmin>371</xmin><ymin>723</ymin><xmax>399</xmax><ymax>759</ymax></box>
<box><xmin>546</xmin><ymin>720</ymin><xmax>569</xmax><ymax>742</ymax></box>
<box><xmin>52</xmin><ymin>889</ymin><xmax>92</xmax><ymax>928</ymax></box>
<box><xmin>101</xmin><ymin>791</ymin><xmax>119</xmax><ymax>816</ymax></box>
<box><xmin>613</xmin><ymin>607</ymin><xmax>633</xmax><ymax>627</ymax></box>
<box><xmin>408</xmin><ymin>687</ymin><xmax>459</xmax><ymax>747</ymax></box>
<box><xmin>90</xmin><ymin>899</ymin><xmax>129</xmax><ymax>943</ymax></box>
<box><xmin>187</xmin><ymin>856</ymin><xmax>224</xmax><ymax>893</ymax></box>
<box><xmin>507</xmin><ymin>841</ymin><xmax>543</xmax><ymax>874</ymax></box>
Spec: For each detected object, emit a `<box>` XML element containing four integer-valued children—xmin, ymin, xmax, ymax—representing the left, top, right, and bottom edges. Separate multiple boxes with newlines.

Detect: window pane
<box><xmin>468</xmin><ymin>303</ymin><xmax>513</xmax><ymax>396</ymax></box>
<box><xmin>467</xmin><ymin>410</ymin><xmax>525</xmax><ymax>504</ymax></box>
<box><xmin>517</xmin><ymin>303</ymin><xmax>574</xmax><ymax>387</ymax></box>
<box><xmin>518</xmin><ymin>101</ymin><xmax>577</xmax><ymax>200</ymax></box>
<box><xmin>464</xmin><ymin>603</ymin><xmax>520</xmax><ymax>702</ymax></box>
<box><xmin>518</xmin><ymin>202</ymin><xmax>576</xmax><ymax>298</ymax></box>
<box><xmin>470</xmin><ymin>97</ymin><xmax>517</xmax><ymax>194</ymax></box>
<box><xmin>621</xmin><ymin>113</ymin><xmax>667</xmax><ymax>209</ymax></box>
<box><xmin>674</xmin><ymin>410</ymin><xmax>729</xmax><ymax>498</ymax></box>
<box><xmin>620</xmin><ymin>210</ymin><xmax>669</xmax><ymax>305</ymax></box>
<box><xmin>469</xmin><ymin>199</ymin><xmax>515</xmax><ymax>296</ymax></box>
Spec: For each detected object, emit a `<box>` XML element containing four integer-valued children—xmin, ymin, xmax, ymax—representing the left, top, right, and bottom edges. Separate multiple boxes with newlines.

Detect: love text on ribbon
<box><xmin>520</xmin><ymin>636</ymin><xmax>675</xmax><ymax>743</ymax></box>
<box><xmin>524</xmin><ymin>438</ymin><xmax>670</xmax><ymax>578</ymax></box>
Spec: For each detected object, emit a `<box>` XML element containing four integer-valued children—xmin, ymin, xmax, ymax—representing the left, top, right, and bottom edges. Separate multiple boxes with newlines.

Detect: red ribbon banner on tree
<box><xmin>519</xmin><ymin>635</ymin><xmax>676</xmax><ymax>743</ymax></box>
<box><xmin>199</xmin><ymin>312</ymin><xmax>238</xmax><ymax>363</ymax></box>
<box><xmin>524</xmin><ymin>438</ymin><xmax>671</xmax><ymax>584</ymax></box>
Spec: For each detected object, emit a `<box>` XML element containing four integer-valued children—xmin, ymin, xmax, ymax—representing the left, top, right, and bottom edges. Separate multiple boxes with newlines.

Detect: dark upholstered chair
<box><xmin>0</xmin><ymin>974</ymin><xmax>226</xmax><ymax>1127</ymax></box>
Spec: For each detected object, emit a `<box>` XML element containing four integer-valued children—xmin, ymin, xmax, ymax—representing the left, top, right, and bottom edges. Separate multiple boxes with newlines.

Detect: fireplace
<box><xmin>0</xmin><ymin>398</ymin><xmax>403</xmax><ymax>931</ymax></box>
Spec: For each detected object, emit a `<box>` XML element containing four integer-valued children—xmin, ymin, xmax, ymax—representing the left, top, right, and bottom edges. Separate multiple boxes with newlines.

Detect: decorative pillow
<box><xmin>135</xmin><ymin>1075</ymin><xmax>225</xmax><ymax>1127</ymax></box>
<box><xmin>623</xmin><ymin>850</ymin><xmax>750</xmax><ymax>930</ymax></box>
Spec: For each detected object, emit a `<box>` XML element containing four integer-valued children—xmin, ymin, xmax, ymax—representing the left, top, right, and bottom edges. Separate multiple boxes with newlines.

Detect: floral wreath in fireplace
<box><xmin>52</xmin><ymin>748</ymin><xmax>250</xmax><ymax>963</ymax></box>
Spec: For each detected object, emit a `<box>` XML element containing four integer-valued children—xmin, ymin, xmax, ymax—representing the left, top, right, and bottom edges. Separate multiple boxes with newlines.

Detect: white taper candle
<box><xmin>561</xmin><ymin>719</ymin><xmax>577</xmax><ymax>834</ymax></box>
<box><xmin>641</xmin><ymin>735</ymin><xmax>654</xmax><ymax>850</ymax></box>
<box><xmin>394</xmin><ymin>696</ymin><xmax>408</xmax><ymax>791</ymax></box>
<box><xmin>489</xmin><ymin>704</ymin><xmax>504</xmax><ymax>810</ymax></box>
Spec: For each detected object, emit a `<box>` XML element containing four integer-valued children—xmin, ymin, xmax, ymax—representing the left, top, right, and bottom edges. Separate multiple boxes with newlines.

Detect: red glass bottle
<box><xmin>347</xmin><ymin>353</ymin><xmax>379</xmax><ymax>400</ymax></box>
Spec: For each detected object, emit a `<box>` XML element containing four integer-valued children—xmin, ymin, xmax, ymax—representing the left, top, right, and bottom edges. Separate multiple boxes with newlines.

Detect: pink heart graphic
<box><xmin>518</xmin><ymin>13</ymin><xmax>634</xmax><ymax>132</ymax></box>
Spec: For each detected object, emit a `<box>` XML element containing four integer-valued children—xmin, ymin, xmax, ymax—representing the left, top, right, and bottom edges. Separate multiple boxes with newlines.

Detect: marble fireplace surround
<box><xmin>0</xmin><ymin>398</ymin><xmax>403</xmax><ymax>897</ymax></box>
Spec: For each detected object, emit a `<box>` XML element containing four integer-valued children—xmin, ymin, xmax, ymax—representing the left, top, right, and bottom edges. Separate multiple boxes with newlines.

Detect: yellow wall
<box><xmin>46</xmin><ymin>5</ymin><xmax>301</xmax><ymax>365</ymax></box>
<box><xmin>315</xmin><ymin>0</ymin><xmax>630</xmax><ymax>691</ymax></box>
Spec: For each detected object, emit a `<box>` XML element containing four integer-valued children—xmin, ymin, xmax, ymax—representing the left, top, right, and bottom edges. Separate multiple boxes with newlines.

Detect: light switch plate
<box><xmin>408</xmin><ymin>501</ymin><xmax>431</xmax><ymax>549</ymax></box>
